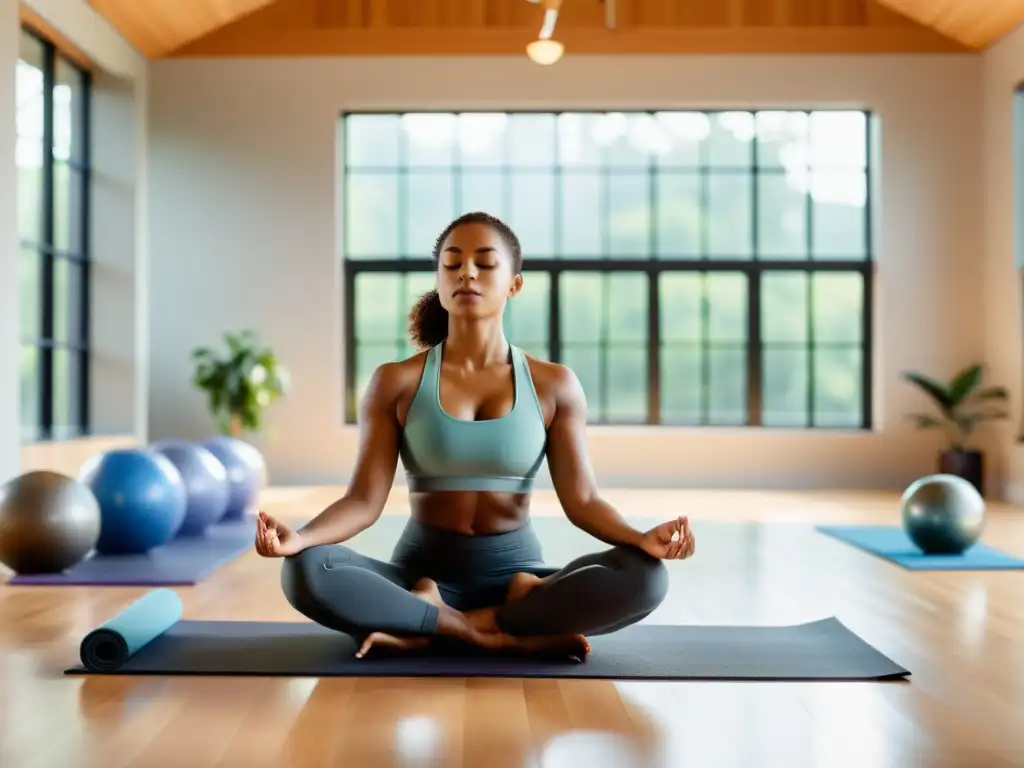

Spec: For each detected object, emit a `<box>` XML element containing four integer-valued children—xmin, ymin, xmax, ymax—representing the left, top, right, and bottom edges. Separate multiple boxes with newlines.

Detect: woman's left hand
<box><xmin>639</xmin><ymin>516</ymin><xmax>695</xmax><ymax>561</ymax></box>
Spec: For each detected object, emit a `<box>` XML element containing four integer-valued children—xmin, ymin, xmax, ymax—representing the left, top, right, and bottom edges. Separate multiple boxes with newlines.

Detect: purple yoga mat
<box><xmin>6</xmin><ymin>517</ymin><xmax>256</xmax><ymax>586</ymax></box>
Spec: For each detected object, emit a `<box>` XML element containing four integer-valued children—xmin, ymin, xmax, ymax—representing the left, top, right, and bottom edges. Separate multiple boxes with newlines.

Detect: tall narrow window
<box><xmin>17</xmin><ymin>27</ymin><xmax>91</xmax><ymax>441</ymax></box>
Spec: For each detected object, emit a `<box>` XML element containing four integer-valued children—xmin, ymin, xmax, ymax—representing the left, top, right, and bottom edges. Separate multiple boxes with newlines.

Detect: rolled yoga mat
<box><xmin>67</xmin><ymin>593</ymin><xmax>909</xmax><ymax>681</ymax></box>
<box><xmin>9</xmin><ymin>518</ymin><xmax>256</xmax><ymax>586</ymax></box>
<box><xmin>79</xmin><ymin>589</ymin><xmax>184</xmax><ymax>672</ymax></box>
<box><xmin>815</xmin><ymin>525</ymin><xmax>1024</xmax><ymax>571</ymax></box>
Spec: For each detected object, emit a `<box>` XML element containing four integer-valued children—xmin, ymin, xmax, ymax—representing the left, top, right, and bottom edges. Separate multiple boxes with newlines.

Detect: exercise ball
<box><xmin>901</xmin><ymin>473</ymin><xmax>986</xmax><ymax>555</ymax></box>
<box><xmin>0</xmin><ymin>471</ymin><xmax>101</xmax><ymax>574</ymax></box>
<box><xmin>151</xmin><ymin>439</ymin><xmax>230</xmax><ymax>537</ymax></box>
<box><xmin>78</xmin><ymin>449</ymin><xmax>188</xmax><ymax>555</ymax></box>
<box><xmin>199</xmin><ymin>436</ymin><xmax>265</xmax><ymax>522</ymax></box>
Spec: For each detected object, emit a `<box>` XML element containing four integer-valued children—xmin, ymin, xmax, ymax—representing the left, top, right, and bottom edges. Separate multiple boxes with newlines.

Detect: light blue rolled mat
<box><xmin>79</xmin><ymin>588</ymin><xmax>184</xmax><ymax>672</ymax></box>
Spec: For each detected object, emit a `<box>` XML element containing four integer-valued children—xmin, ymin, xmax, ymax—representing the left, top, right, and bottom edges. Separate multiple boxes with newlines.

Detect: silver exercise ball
<box><xmin>0</xmin><ymin>470</ymin><xmax>101</xmax><ymax>574</ymax></box>
<box><xmin>900</xmin><ymin>473</ymin><xmax>985</xmax><ymax>555</ymax></box>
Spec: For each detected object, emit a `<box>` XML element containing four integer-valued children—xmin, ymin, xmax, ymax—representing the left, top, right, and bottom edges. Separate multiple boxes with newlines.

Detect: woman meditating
<box><xmin>255</xmin><ymin>212</ymin><xmax>696</xmax><ymax>661</ymax></box>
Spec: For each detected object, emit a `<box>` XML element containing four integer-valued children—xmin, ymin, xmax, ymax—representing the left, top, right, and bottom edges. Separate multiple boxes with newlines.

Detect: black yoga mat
<box><xmin>67</xmin><ymin>591</ymin><xmax>909</xmax><ymax>681</ymax></box>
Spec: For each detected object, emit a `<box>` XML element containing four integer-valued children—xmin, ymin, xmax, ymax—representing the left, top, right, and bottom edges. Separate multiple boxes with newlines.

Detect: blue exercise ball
<box><xmin>199</xmin><ymin>436</ymin><xmax>264</xmax><ymax>522</ymax></box>
<box><xmin>77</xmin><ymin>448</ymin><xmax>188</xmax><ymax>555</ymax></box>
<box><xmin>150</xmin><ymin>439</ymin><xmax>230</xmax><ymax>537</ymax></box>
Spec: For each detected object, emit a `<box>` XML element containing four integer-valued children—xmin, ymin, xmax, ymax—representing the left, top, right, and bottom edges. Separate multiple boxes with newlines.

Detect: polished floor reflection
<box><xmin>1</xmin><ymin>488</ymin><xmax>1022</xmax><ymax>767</ymax></box>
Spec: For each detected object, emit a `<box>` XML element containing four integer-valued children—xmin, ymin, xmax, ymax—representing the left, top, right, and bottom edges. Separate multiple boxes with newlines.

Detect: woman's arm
<box><xmin>545</xmin><ymin>366</ymin><xmax>646</xmax><ymax>549</ymax></box>
<box><xmin>293</xmin><ymin>364</ymin><xmax>403</xmax><ymax>549</ymax></box>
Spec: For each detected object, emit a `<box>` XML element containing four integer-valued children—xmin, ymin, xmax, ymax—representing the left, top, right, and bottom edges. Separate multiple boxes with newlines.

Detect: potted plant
<box><xmin>903</xmin><ymin>363</ymin><xmax>1009</xmax><ymax>496</ymax></box>
<box><xmin>191</xmin><ymin>329</ymin><xmax>290</xmax><ymax>436</ymax></box>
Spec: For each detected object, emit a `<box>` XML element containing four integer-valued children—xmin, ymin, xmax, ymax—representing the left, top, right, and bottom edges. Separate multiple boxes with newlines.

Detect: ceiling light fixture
<box><xmin>525</xmin><ymin>0</ymin><xmax>565</xmax><ymax>66</ymax></box>
<box><xmin>526</xmin><ymin>39</ymin><xmax>564</xmax><ymax>66</ymax></box>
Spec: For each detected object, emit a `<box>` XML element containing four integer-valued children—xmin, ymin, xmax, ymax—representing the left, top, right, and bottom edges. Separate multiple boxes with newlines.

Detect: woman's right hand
<box><xmin>255</xmin><ymin>511</ymin><xmax>305</xmax><ymax>557</ymax></box>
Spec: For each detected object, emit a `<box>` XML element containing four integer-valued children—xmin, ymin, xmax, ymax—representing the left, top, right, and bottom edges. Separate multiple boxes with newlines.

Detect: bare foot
<box><xmin>505</xmin><ymin>572</ymin><xmax>547</xmax><ymax>603</ymax></box>
<box><xmin>508</xmin><ymin>632</ymin><xmax>591</xmax><ymax>662</ymax></box>
<box><xmin>358</xmin><ymin>577</ymin><xmax>591</xmax><ymax>663</ymax></box>
<box><xmin>356</xmin><ymin>631</ymin><xmax>431</xmax><ymax>658</ymax></box>
<box><xmin>354</xmin><ymin>578</ymin><xmax>443</xmax><ymax>659</ymax></box>
<box><xmin>411</xmin><ymin>577</ymin><xmax>443</xmax><ymax>607</ymax></box>
<box><xmin>464</xmin><ymin>606</ymin><xmax>591</xmax><ymax>663</ymax></box>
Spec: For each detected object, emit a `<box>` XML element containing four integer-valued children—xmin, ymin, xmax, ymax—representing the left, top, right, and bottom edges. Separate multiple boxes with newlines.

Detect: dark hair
<box><xmin>407</xmin><ymin>211</ymin><xmax>523</xmax><ymax>350</ymax></box>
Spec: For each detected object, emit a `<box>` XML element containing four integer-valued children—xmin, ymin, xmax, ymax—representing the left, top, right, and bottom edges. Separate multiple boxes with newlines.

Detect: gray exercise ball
<box><xmin>0</xmin><ymin>470</ymin><xmax>101</xmax><ymax>575</ymax></box>
<box><xmin>901</xmin><ymin>473</ymin><xmax>986</xmax><ymax>555</ymax></box>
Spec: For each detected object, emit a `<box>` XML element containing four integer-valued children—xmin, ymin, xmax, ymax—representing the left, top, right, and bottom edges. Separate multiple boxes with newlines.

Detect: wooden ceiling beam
<box><xmin>870</xmin><ymin>0</ymin><xmax>1024</xmax><ymax>49</ymax></box>
<box><xmin>170</xmin><ymin>24</ymin><xmax>971</xmax><ymax>57</ymax></box>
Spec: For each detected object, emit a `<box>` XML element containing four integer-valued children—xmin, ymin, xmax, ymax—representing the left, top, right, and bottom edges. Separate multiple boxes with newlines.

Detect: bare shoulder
<box><xmin>523</xmin><ymin>353</ymin><xmax>586</xmax><ymax>409</ymax></box>
<box><xmin>364</xmin><ymin>350</ymin><xmax>430</xmax><ymax>409</ymax></box>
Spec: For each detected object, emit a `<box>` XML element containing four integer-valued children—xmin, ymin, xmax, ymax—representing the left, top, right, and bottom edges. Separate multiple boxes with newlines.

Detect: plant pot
<box><xmin>938</xmin><ymin>449</ymin><xmax>984</xmax><ymax>496</ymax></box>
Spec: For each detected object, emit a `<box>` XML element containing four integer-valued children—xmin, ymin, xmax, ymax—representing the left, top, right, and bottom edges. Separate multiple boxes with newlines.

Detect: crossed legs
<box><xmin>280</xmin><ymin>541</ymin><xmax>669</xmax><ymax>658</ymax></box>
<box><xmin>496</xmin><ymin>546</ymin><xmax>669</xmax><ymax>637</ymax></box>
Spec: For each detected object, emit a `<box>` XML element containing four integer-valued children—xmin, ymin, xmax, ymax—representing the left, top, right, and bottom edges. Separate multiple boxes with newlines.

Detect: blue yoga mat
<box><xmin>816</xmin><ymin>525</ymin><xmax>1024</xmax><ymax>570</ymax></box>
<box><xmin>7</xmin><ymin>518</ymin><xmax>256</xmax><ymax>586</ymax></box>
<box><xmin>79</xmin><ymin>589</ymin><xmax>184</xmax><ymax>671</ymax></box>
<box><xmin>65</xmin><ymin>590</ymin><xmax>909</xmax><ymax>681</ymax></box>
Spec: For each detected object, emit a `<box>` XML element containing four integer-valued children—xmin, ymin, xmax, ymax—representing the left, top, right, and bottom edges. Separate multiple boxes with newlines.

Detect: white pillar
<box><xmin>134</xmin><ymin>74</ymin><xmax>148</xmax><ymax>443</ymax></box>
<box><xmin>90</xmin><ymin>72</ymin><xmax>147</xmax><ymax>438</ymax></box>
<box><xmin>0</xmin><ymin>0</ymin><xmax>21</xmax><ymax>484</ymax></box>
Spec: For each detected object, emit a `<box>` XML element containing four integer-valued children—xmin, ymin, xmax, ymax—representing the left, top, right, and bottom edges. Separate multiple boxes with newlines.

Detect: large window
<box><xmin>17</xmin><ymin>28</ymin><xmax>91</xmax><ymax>441</ymax></box>
<box><xmin>341</xmin><ymin>110</ymin><xmax>873</xmax><ymax>428</ymax></box>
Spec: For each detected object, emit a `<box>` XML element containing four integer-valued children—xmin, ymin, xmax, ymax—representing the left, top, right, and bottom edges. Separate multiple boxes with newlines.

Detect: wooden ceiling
<box><xmin>86</xmin><ymin>0</ymin><xmax>278</xmax><ymax>58</ymax></box>
<box><xmin>877</xmin><ymin>0</ymin><xmax>1024</xmax><ymax>49</ymax></box>
<box><xmin>84</xmin><ymin>0</ymin><xmax>1023</xmax><ymax>59</ymax></box>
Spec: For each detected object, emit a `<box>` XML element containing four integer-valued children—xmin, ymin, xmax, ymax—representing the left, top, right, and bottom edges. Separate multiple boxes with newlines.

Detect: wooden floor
<box><xmin>2</xmin><ymin>488</ymin><xmax>1023</xmax><ymax>768</ymax></box>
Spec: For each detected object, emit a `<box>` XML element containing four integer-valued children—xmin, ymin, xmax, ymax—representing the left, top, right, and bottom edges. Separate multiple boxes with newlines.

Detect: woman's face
<box><xmin>436</xmin><ymin>223</ymin><xmax>522</xmax><ymax>319</ymax></box>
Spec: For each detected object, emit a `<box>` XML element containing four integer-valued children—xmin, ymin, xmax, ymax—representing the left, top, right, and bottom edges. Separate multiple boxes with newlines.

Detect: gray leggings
<box><xmin>280</xmin><ymin>518</ymin><xmax>669</xmax><ymax>639</ymax></box>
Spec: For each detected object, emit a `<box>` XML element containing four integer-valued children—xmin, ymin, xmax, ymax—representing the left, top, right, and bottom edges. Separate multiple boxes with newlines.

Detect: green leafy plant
<box><xmin>903</xmin><ymin>364</ymin><xmax>1009</xmax><ymax>450</ymax></box>
<box><xmin>191</xmin><ymin>329</ymin><xmax>290</xmax><ymax>436</ymax></box>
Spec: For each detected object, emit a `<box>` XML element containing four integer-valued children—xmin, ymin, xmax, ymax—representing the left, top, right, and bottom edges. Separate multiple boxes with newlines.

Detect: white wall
<box><xmin>1</xmin><ymin>0</ymin><xmax>21</xmax><ymax>483</ymax></box>
<box><xmin>983</xmin><ymin>25</ymin><xmax>1024</xmax><ymax>503</ymax></box>
<box><xmin>14</xmin><ymin>1</ymin><xmax>150</xmax><ymax>448</ymax></box>
<box><xmin>23</xmin><ymin>0</ymin><xmax>142</xmax><ymax>81</ymax></box>
<box><xmin>90</xmin><ymin>71</ymin><xmax>146</xmax><ymax>436</ymax></box>
<box><xmin>148</xmin><ymin>54</ymin><xmax>986</xmax><ymax>492</ymax></box>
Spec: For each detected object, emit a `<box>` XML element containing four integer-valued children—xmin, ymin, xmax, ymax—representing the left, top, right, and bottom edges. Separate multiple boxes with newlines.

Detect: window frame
<box><xmin>18</xmin><ymin>26</ymin><xmax>92</xmax><ymax>442</ymax></box>
<box><xmin>339</xmin><ymin>109</ymin><xmax>875</xmax><ymax>430</ymax></box>
<box><xmin>1014</xmin><ymin>84</ymin><xmax>1024</xmax><ymax>444</ymax></box>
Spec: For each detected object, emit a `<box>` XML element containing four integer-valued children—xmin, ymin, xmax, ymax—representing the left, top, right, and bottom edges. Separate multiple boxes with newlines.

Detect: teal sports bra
<box><xmin>399</xmin><ymin>342</ymin><xmax>548</xmax><ymax>493</ymax></box>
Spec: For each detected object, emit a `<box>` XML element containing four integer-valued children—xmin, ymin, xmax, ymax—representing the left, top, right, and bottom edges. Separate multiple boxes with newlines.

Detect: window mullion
<box><xmin>40</xmin><ymin>39</ymin><xmax>56</xmax><ymax>438</ymax></box>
